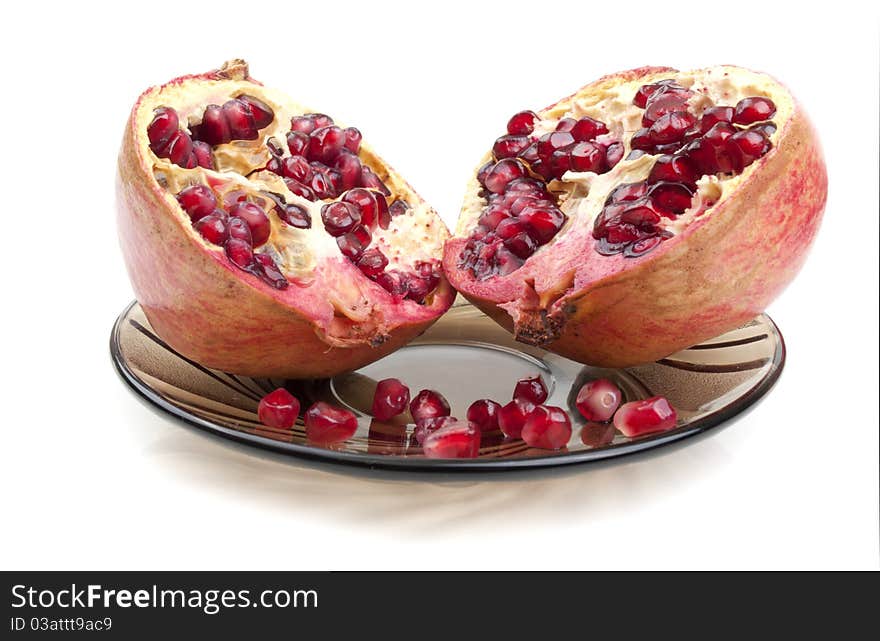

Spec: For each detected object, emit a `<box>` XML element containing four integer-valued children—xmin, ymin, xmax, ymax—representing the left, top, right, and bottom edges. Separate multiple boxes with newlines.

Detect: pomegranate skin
<box><xmin>444</xmin><ymin>66</ymin><xmax>828</xmax><ymax>367</ymax></box>
<box><xmin>117</xmin><ymin>61</ymin><xmax>454</xmax><ymax>378</ymax></box>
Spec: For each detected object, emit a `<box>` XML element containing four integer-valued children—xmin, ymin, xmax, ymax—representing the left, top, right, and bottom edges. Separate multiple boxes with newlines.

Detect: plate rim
<box><xmin>110</xmin><ymin>300</ymin><xmax>785</xmax><ymax>472</ymax></box>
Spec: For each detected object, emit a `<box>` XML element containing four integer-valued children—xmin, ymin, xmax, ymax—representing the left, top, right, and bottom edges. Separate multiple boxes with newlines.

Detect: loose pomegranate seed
<box><xmin>277</xmin><ymin>203</ymin><xmax>311</xmax><ymax>229</ymax></box>
<box><xmin>466</xmin><ymin>399</ymin><xmax>502</xmax><ymax>432</ymax></box>
<box><xmin>228</xmin><ymin>202</ymin><xmax>270</xmax><ymax>247</ymax></box>
<box><xmin>309</xmin><ymin>169</ymin><xmax>338</xmax><ymax>199</ymax></box>
<box><xmin>409</xmin><ymin>389</ymin><xmax>451</xmax><ymax>422</ymax></box>
<box><xmin>304</xmin><ymin>401</ymin><xmax>358</xmax><ymax>444</ymax></box>
<box><xmin>360</xmin><ymin>166</ymin><xmax>391</xmax><ymax>196</ymax></box>
<box><xmin>177</xmin><ymin>184</ymin><xmax>217</xmax><ymax>221</ymax></box>
<box><xmin>254</xmin><ymin>253</ymin><xmax>288</xmax><ymax>289</ymax></box>
<box><xmin>422</xmin><ymin>421</ymin><xmax>480</xmax><ymax>459</ymax></box>
<box><xmin>575</xmin><ymin>378</ymin><xmax>622</xmax><ymax>422</ymax></box>
<box><xmin>321</xmin><ymin>201</ymin><xmax>361</xmax><ymax>236</ymax></box>
<box><xmin>258</xmin><ymin>388</ymin><xmax>300</xmax><ymax>428</ymax></box>
<box><xmin>581</xmin><ymin>422</ymin><xmax>616</xmax><ymax>447</ymax></box>
<box><xmin>649</xmin><ymin>110</ymin><xmax>697</xmax><ymax>144</ymax></box>
<box><xmin>733</xmin><ymin>96</ymin><xmax>776</xmax><ymax>125</ymax></box>
<box><xmin>521</xmin><ymin>405</ymin><xmax>572</xmax><ymax>449</ymax></box>
<box><xmin>571</xmin><ymin>116</ymin><xmax>608</xmax><ymax>141</ymax></box>
<box><xmin>357</xmin><ymin>247</ymin><xmax>389</xmax><ymax>277</ymax></box>
<box><xmin>613</xmin><ymin>396</ymin><xmax>677</xmax><ymax>437</ymax></box>
<box><xmin>147</xmin><ymin>106</ymin><xmax>179</xmax><ymax>152</ymax></box>
<box><xmin>647</xmin><ymin>154</ymin><xmax>699</xmax><ymax>186</ymax></box>
<box><xmin>227</xmin><ymin>217</ymin><xmax>253</xmax><ymax>243</ymax></box>
<box><xmin>308</xmin><ymin>125</ymin><xmax>346</xmax><ymax>163</ymax></box>
<box><xmin>493</xmin><ymin>134</ymin><xmax>532</xmax><ymax>160</ymax></box>
<box><xmin>194</xmin><ymin>214</ymin><xmax>228</xmax><ymax>245</ymax></box>
<box><xmin>649</xmin><ymin>181</ymin><xmax>694</xmax><ymax>215</ymax></box>
<box><xmin>513</xmin><ymin>375</ymin><xmax>548</xmax><ymax>403</ymax></box>
<box><xmin>507</xmin><ymin>110</ymin><xmax>539</xmax><ymax>135</ymax></box>
<box><xmin>371</xmin><ymin>378</ymin><xmax>411</xmax><ymax>421</ymax></box>
<box><xmin>698</xmin><ymin>106</ymin><xmax>734</xmax><ymax>133</ymax></box>
<box><xmin>497</xmin><ymin>398</ymin><xmax>536</xmax><ymax>438</ymax></box>
<box><xmin>413</xmin><ymin>416</ymin><xmax>459</xmax><ymax>446</ymax></box>
<box><xmin>484</xmin><ymin>159</ymin><xmax>528</xmax><ymax>194</ymax></box>
<box><xmin>569</xmin><ymin>141</ymin><xmax>604</xmax><ymax>173</ymax></box>
<box><xmin>223</xmin><ymin>99</ymin><xmax>258</xmax><ymax>140</ymax></box>
<box><xmin>337</xmin><ymin>225</ymin><xmax>371</xmax><ymax>259</ymax></box>
<box><xmin>238</xmin><ymin>95</ymin><xmax>274</xmax><ymax>129</ymax></box>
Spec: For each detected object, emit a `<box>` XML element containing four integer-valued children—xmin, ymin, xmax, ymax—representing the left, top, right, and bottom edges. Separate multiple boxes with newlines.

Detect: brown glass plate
<box><xmin>110</xmin><ymin>299</ymin><xmax>784</xmax><ymax>471</ymax></box>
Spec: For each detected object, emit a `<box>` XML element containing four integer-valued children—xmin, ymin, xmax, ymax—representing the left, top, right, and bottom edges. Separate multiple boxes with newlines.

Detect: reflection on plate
<box><xmin>111</xmin><ymin>299</ymin><xmax>783</xmax><ymax>471</ymax></box>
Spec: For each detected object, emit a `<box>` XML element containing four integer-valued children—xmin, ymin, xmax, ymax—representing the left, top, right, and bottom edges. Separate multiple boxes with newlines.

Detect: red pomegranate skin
<box><xmin>443</xmin><ymin>66</ymin><xmax>828</xmax><ymax>367</ymax></box>
<box><xmin>117</xmin><ymin>61</ymin><xmax>455</xmax><ymax>378</ymax></box>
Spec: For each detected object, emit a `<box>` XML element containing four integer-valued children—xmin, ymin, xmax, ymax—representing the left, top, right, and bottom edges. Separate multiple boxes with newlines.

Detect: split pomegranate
<box><xmin>118</xmin><ymin>60</ymin><xmax>454</xmax><ymax>378</ymax></box>
<box><xmin>613</xmin><ymin>396</ymin><xmax>677</xmax><ymax>437</ymax></box>
<box><xmin>521</xmin><ymin>405</ymin><xmax>572</xmax><ymax>450</ymax></box>
<box><xmin>257</xmin><ymin>388</ymin><xmax>300</xmax><ymax>429</ymax></box>
<box><xmin>444</xmin><ymin>65</ymin><xmax>827</xmax><ymax>367</ymax></box>
<box><xmin>575</xmin><ymin>379</ymin><xmax>622</xmax><ymax>423</ymax></box>
<box><xmin>422</xmin><ymin>421</ymin><xmax>481</xmax><ymax>459</ymax></box>
<box><xmin>304</xmin><ymin>401</ymin><xmax>359</xmax><ymax>444</ymax></box>
<box><xmin>371</xmin><ymin>378</ymin><xmax>411</xmax><ymax>421</ymax></box>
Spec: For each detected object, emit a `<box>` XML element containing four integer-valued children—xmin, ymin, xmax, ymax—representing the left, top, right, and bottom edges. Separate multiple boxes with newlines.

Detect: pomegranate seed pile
<box><xmin>256</xmin><ymin>374</ymin><xmax>678</xmax><ymax>458</ymax></box>
<box><xmin>147</xmin><ymin>101</ymin><xmax>441</xmax><ymax>302</ymax></box>
<box><xmin>460</xmin><ymin>79</ymin><xmax>778</xmax><ymax>278</ymax></box>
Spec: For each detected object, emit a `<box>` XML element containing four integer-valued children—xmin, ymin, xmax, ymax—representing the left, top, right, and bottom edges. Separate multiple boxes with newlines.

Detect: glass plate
<box><xmin>110</xmin><ymin>299</ymin><xmax>784</xmax><ymax>471</ymax></box>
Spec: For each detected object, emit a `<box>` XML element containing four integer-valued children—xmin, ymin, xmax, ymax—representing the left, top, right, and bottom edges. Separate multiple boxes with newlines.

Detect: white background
<box><xmin>1</xmin><ymin>1</ymin><xmax>877</xmax><ymax>570</ymax></box>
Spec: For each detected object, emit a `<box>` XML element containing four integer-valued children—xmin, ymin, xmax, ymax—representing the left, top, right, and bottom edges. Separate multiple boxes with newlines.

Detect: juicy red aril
<box><xmin>196</xmin><ymin>104</ymin><xmax>231</xmax><ymax>146</ymax></box>
<box><xmin>726</xmin><ymin>129</ymin><xmax>770</xmax><ymax>170</ymax></box>
<box><xmin>575</xmin><ymin>378</ymin><xmax>622</xmax><ymax>422</ymax></box>
<box><xmin>165</xmin><ymin>131</ymin><xmax>194</xmax><ymax>167</ymax></box>
<box><xmin>507</xmin><ymin>110</ymin><xmax>539</xmax><ymax>135</ymax></box>
<box><xmin>497</xmin><ymin>398</ymin><xmax>536</xmax><ymax>438</ymax></box>
<box><xmin>733</xmin><ymin>96</ymin><xmax>776</xmax><ymax>125</ymax></box>
<box><xmin>581</xmin><ymin>422</ymin><xmax>617</xmax><ymax>447</ymax></box>
<box><xmin>519</xmin><ymin>206</ymin><xmax>566</xmax><ymax>243</ymax></box>
<box><xmin>422</xmin><ymin>421</ymin><xmax>480</xmax><ymax>459</ymax></box>
<box><xmin>357</xmin><ymin>248</ymin><xmax>388</xmax><ymax>277</ymax></box>
<box><xmin>466</xmin><ymin>399</ymin><xmax>502</xmax><ymax>432</ymax></box>
<box><xmin>569</xmin><ymin>141</ymin><xmax>604</xmax><ymax>173</ymax></box>
<box><xmin>360</xmin><ymin>166</ymin><xmax>391</xmax><ymax>196</ymax></box>
<box><xmin>320</xmin><ymin>201</ymin><xmax>360</xmax><ymax>236</ymax></box>
<box><xmin>227</xmin><ymin>217</ymin><xmax>252</xmax><ymax>243</ymax></box>
<box><xmin>647</xmin><ymin>154</ymin><xmax>699</xmax><ymax>186</ymax></box>
<box><xmin>177</xmin><ymin>184</ymin><xmax>217</xmax><ymax>221</ymax></box>
<box><xmin>258</xmin><ymin>388</ymin><xmax>300</xmax><ymax>428</ymax></box>
<box><xmin>631</xmin><ymin>128</ymin><xmax>653</xmax><ymax>151</ymax></box>
<box><xmin>620</xmin><ymin>200</ymin><xmax>660</xmax><ymax>226</ymax></box>
<box><xmin>484</xmin><ymin>159</ymin><xmax>527</xmax><ymax>194</ymax></box>
<box><xmin>193</xmin><ymin>142</ymin><xmax>214</xmax><ymax>169</ymax></box>
<box><xmin>649</xmin><ymin>111</ymin><xmax>697</xmax><ymax>144</ymax></box>
<box><xmin>343</xmin><ymin>127</ymin><xmax>362</xmax><ymax>153</ymax></box>
<box><xmin>555</xmin><ymin>117</ymin><xmax>576</xmax><ymax>132</ymax></box>
<box><xmin>342</xmin><ymin>188</ymin><xmax>379</xmax><ymax>227</ymax></box>
<box><xmin>223</xmin><ymin>99</ymin><xmax>257</xmax><ymax>140</ymax></box>
<box><xmin>334</xmin><ymin>151</ymin><xmax>362</xmax><ymax>191</ymax></box>
<box><xmin>605</xmin><ymin>142</ymin><xmax>624</xmax><ymax>169</ymax></box>
<box><xmin>254</xmin><ymin>253</ymin><xmax>288</xmax><ymax>289</ymax></box>
<box><xmin>613</xmin><ymin>396</ymin><xmax>677</xmax><ymax>437</ymax></box>
<box><xmin>290</xmin><ymin>115</ymin><xmax>317</xmax><ymax>134</ymax></box>
<box><xmin>278</xmin><ymin>203</ymin><xmax>311</xmax><ymax>229</ymax></box>
<box><xmin>699</xmin><ymin>106</ymin><xmax>734</xmax><ymax>133</ymax></box>
<box><xmin>477</xmin><ymin>161</ymin><xmax>494</xmax><ymax>186</ymax></box>
<box><xmin>608</xmin><ymin>182</ymin><xmax>649</xmax><ymax>203</ymax></box>
<box><xmin>493</xmin><ymin>134</ymin><xmax>532</xmax><ymax>160</ymax></box>
<box><xmin>371</xmin><ymin>378</ymin><xmax>411</xmax><ymax>421</ymax></box>
<box><xmin>336</xmin><ymin>225</ymin><xmax>371</xmax><ymax>259</ymax></box>
<box><xmin>571</xmin><ymin>116</ymin><xmax>608</xmax><ymax>141</ymax></box>
<box><xmin>147</xmin><ymin>107</ymin><xmax>179</xmax><ymax>152</ymax></box>
<box><xmin>649</xmin><ymin>181</ymin><xmax>694</xmax><ymax>215</ymax></box>
<box><xmin>389</xmin><ymin>200</ymin><xmax>409</xmax><ymax>217</ymax></box>
<box><xmin>521</xmin><ymin>405</ymin><xmax>571</xmax><ymax>450</ymax></box>
<box><xmin>409</xmin><ymin>389</ymin><xmax>451</xmax><ymax>422</ymax></box>
<box><xmin>374</xmin><ymin>192</ymin><xmax>392</xmax><ymax>229</ymax></box>
<box><xmin>238</xmin><ymin>95</ymin><xmax>274</xmax><ymax>129</ymax></box>
<box><xmin>228</xmin><ymin>202</ymin><xmax>270</xmax><ymax>247</ymax></box>
<box><xmin>194</xmin><ymin>214</ymin><xmax>228</xmax><ymax>245</ymax></box>
<box><xmin>309</xmin><ymin>167</ymin><xmax>339</xmax><ymax>199</ymax></box>
<box><xmin>311</xmin><ymin>114</ymin><xmax>334</xmax><ymax>128</ymax></box>
<box><xmin>287</xmin><ymin>131</ymin><xmax>309</xmax><ymax>155</ymax></box>
<box><xmin>643</xmin><ymin>91</ymin><xmax>691</xmax><ymax>127</ymax></box>
<box><xmin>225</xmin><ymin>237</ymin><xmax>255</xmax><ymax>269</ymax></box>
<box><xmin>537</xmin><ymin>131</ymin><xmax>575</xmax><ymax>158</ymax></box>
<box><xmin>513</xmin><ymin>375</ymin><xmax>548</xmax><ymax>404</ymax></box>
<box><xmin>633</xmin><ymin>80</ymin><xmax>677</xmax><ymax>108</ymax></box>
<box><xmin>413</xmin><ymin>416</ymin><xmax>459</xmax><ymax>446</ymax></box>
<box><xmin>304</xmin><ymin>401</ymin><xmax>358</xmax><ymax>444</ymax></box>
<box><xmin>308</xmin><ymin>125</ymin><xmax>346</xmax><ymax>163</ymax></box>
<box><xmin>375</xmin><ymin>270</ymin><xmax>409</xmax><ymax>298</ymax></box>
<box><xmin>624</xmin><ymin>235</ymin><xmax>663</xmax><ymax>258</ymax></box>
<box><xmin>750</xmin><ymin>122</ymin><xmax>777</xmax><ymax>138</ymax></box>
<box><xmin>281</xmin><ymin>156</ymin><xmax>312</xmax><ymax>183</ymax></box>
<box><xmin>285</xmin><ymin>179</ymin><xmax>316</xmax><ymax>201</ymax></box>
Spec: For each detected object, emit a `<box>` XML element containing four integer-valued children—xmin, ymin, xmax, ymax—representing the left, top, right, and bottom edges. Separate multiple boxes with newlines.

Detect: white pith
<box><xmin>135</xmin><ymin>77</ymin><xmax>448</xmax><ymax>285</ymax></box>
<box><xmin>456</xmin><ymin>66</ymin><xmax>794</xmax><ymax>251</ymax></box>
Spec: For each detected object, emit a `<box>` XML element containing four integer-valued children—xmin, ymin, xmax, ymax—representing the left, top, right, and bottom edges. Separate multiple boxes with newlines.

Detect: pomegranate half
<box><xmin>443</xmin><ymin>66</ymin><xmax>827</xmax><ymax>367</ymax></box>
<box><xmin>117</xmin><ymin>60</ymin><xmax>454</xmax><ymax>378</ymax></box>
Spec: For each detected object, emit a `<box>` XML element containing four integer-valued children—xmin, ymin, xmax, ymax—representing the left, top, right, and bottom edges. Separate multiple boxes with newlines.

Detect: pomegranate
<box><xmin>118</xmin><ymin>60</ymin><xmax>454</xmax><ymax>378</ymax></box>
<box><xmin>304</xmin><ymin>401</ymin><xmax>359</xmax><ymax>444</ymax></box>
<box><xmin>257</xmin><ymin>388</ymin><xmax>300</xmax><ymax>429</ymax></box>
<box><xmin>422</xmin><ymin>421</ymin><xmax>481</xmax><ymax>459</ymax></box>
<box><xmin>443</xmin><ymin>66</ymin><xmax>827</xmax><ymax>367</ymax></box>
<box><xmin>613</xmin><ymin>396</ymin><xmax>677</xmax><ymax>437</ymax></box>
<box><xmin>521</xmin><ymin>405</ymin><xmax>572</xmax><ymax>450</ymax></box>
<box><xmin>575</xmin><ymin>378</ymin><xmax>621</xmax><ymax>422</ymax></box>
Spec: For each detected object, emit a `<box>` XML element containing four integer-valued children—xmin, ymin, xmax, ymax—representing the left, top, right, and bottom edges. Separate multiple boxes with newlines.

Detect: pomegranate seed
<box><xmin>311</xmin><ymin>114</ymin><xmax>334</xmax><ymax>128</ymax></box>
<box><xmin>648</xmin><ymin>181</ymin><xmax>694</xmax><ymax>215</ymax></box>
<box><xmin>165</xmin><ymin>130</ymin><xmax>194</xmax><ymax>166</ymax></box>
<box><xmin>750</xmin><ymin>122</ymin><xmax>777</xmax><ymax>138</ymax></box>
<box><xmin>357</xmin><ymin>247</ymin><xmax>389</xmax><ymax>277</ymax></box>
<box><xmin>726</xmin><ymin>129</ymin><xmax>770</xmax><ymax>170</ymax></box>
<box><xmin>290</xmin><ymin>115</ymin><xmax>317</xmax><ymax>134</ymax></box>
<box><xmin>194</xmin><ymin>214</ymin><xmax>228</xmax><ymax>245</ymax></box>
<box><xmin>287</xmin><ymin>131</ymin><xmax>309</xmax><ymax>156</ymax></box>
<box><xmin>569</xmin><ymin>141</ymin><xmax>604</xmax><ymax>173</ymax></box>
<box><xmin>375</xmin><ymin>270</ymin><xmax>409</xmax><ymax>298</ymax></box>
<box><xmin>374</xmin><ymin>192</ymin><xmax>391</xmax><ymax>229</ymax></box>
<box><xmin>228</xmin><ymin>202</ymin><xmax>271</xmax><ymax>247</ymax></box>
<box><xmin>281</xmin><ymin>156</ymin><xmax>312</xmax><ymax>183</ymax></box>
<box><xmin>513</xmin><ymin>375</ymin><xmax>548</xmax><ymax>403</ymax></box>
<box><xmin>227</xmin><ymin>217</ymin><xmax>253</xmax><ymax>243</ymax></box>
<box><xmin>371</xmin><ymin>378</ymin><xmax>411</xmax><ymax>421</ymax></box>
<box><xmin>554</xmin><ymin>117</ymin><xmax>575</xmax><ymax>132</ymax></box>
<box><xmin>258</xmin><ymin>388</ymin><xmax>300</xmax><ymax>428</ymax></box>
<box><xmin>608</xmin><ymin>182</ymin><xmax>649</xmax><ymax>203</ymax></box>
<box><xmin>519</xmin><ymin>206</ymin><xmax>566</xmax><ymax>243</ymax></box>
<box><xmin>422</xmin><ymin>421</ymin><xmax>480</xmax><ymax>458</ymax></box>
<box><xmin>409</xmin><ymin>389</ymin><xmax>451</xmax><ymax>422</ymax></box>
<box><xmin>613</xmin><ymin>396</ymin><xmax>677</xmax><ymax>437</ymax></box>
<box><xmin>571</xmin><ymin>116</ymin><xmax>608</xmax><ymax>141</ymax></box>
<box><xmin>223</xmin><ymin>99</ymin><xmax>258</xmax><ymax>140</ymax></box>
<box><xmin>484</xmin><ymin>159</ymin><xmax>527</xmax><ymax>194</ymax></box>
<box><xmin>309</xmin><ymin>169</ymin><xmax>338</xmax><ymax>199</ymax></box>
<box><xmin>342</xmin><ymin>126</ymin><xmax>362</xmax><ymax>153</ymax></box>
<box><xmin>254</xmin><ymin>253</ymin><xmax>289</xmax><ymax>289</ymax></box>
<box><xmin>308</xmin><ymin>125</ymin><xmax>346</xmax><ymax>163</ymax></box>
<box><xmin>360</xmin><ymin>166</ymin><xmax>391</xmax><ymax>195</ymax></box>
<box><xmin>733</xmin><ymin>97</ymin><xmax>776</xmax><ymax>125</ymax></box>
<box><xmin>521</xmin><ymin>405</ymin><xmax>571</xmax><ymax>449</ymax></box>
<box><xmin>581</xmin><ymin>422</ymin><xmax>616</xmax><ymax>447</ymax></box>
<box><xmin>548</xmin><ymin>149</ymin><xmax>572</xmax><ymax>177</ymax></box>
<box><xmin>698</xmin><ymin>106</ymin><xmax>734</xmax><ymax>133</ymax></box>
<box><xmin>575</xmin><ymin>378</ymin><xmax>622</xmax><ymax>422</ymax></box>
<box><xmin>304</xmin><ymin>401</ymin><xmax>358</xmax><ymax>444</ymax></box>
<box><xmin>466</xmin><ymin>399</ymin><xmax>502</xmax><ymax>432</ymax></box>
<box><xmin>177</xmin><ymin>185</ymin><xmax>217</xmax><ymax>221</ymax></box>
<box><xmin>497</xmin><ymin>398</ymin><xmax>536</xmax><ymax>438</ymax></box>
<box><xmin>278</xmin><ymin>203</ymin><xmax>311</xmax><ymax>229</ymax></box>
<box><xmin>285</xmin><ymin>179</ymin><xmax>316</xmax><ymax>201</ymax></box>
<box><xmin>507</xmin><ymin>110</ymin><xmax>539</xmax><ymax>135</ymax></box>
<box><xmin>605</xmin><ymin>142</ymin><xmax>624</xmax><ymax>169</ymax></box>
<box><xmin>334</xmin><ymin>151</ymin><xmax>362</xmax><ymax>191</ymax></box>
<box><xmin>337</xmin><ymin>225</ymin><xmax>371</xmax><ymax>259</ymax></box>
<box><xmin>192</xmin><ymin>142</ymin><xmax>214</xmax><ymax>169</ymax></box>
<box><xmin>147</xmin><ymin>106</ymin><xmax>179</xmax><ymax>151</ymax></box>
<box><xmin>477</xmin><ymin>161</ymin><xmax>494</xmax><ymax>186</ymax></box>
<box><xmin>621</xmin><ymin>200</ymin><xmax>660</xmax><ymax>226</ymax></box>
<box><xmin>643</xmin><ymin>92</ymin><xmax>690</xmax><ymax>127</ymax></box>
<box><xmin>341</xmin><ymin>188</ymin><xmax>379</xmax><ymax>227</ymax></box>
<box><xmin>631</xmin><ymin>128</ymin><xmax>654</xmax><ymax>151</ymax></box>
<box><xmin>321</xmin><ymin>201</ymin><xmax>361</xmax><ymax>236</ymax></box>
<box><xmin>649</xmin><ymin>110</ymin><xmax>697</xmax><ymax>144</ymax></box>
<box><xmin>225</xmin><ymin>237</ymin><xmax>256</xmax><ymax>269</ymax></box>
<box><xmin>389</xmin><ymin>199</ymin><xmax>409</xmax><ymax>217</ymax></box>
<box><xmin>493</xmin><ymin>134</ymin><xmax>531</xmax><ymax>160</ymax></box>
<box><xmin>196</xmin><ymin>104</ymin><xmax>231</xmax><ymax>145</ymax></box>
<box><xmin>633</xmin><ymin>81</ymin><xmax>670</xmax><ymax>108</ymax></box>
<box><xmin>238</xmin><ymin>95</ymin><xmax>274</xmax><ymax>129</ymax></box>
<box><xmin>413</xmin><ymin>416</ymin><xmax>459</xmax><ymax>446</ymax></box>
<box><xmin>647</xmin><ymin>154</ymin><xmax>699</xmax><ymax>186</ymax></box>
<box><xmin>536</xmin><ymin>131</ymin><xmax>575</xmax><ymax>159</ymax></box>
